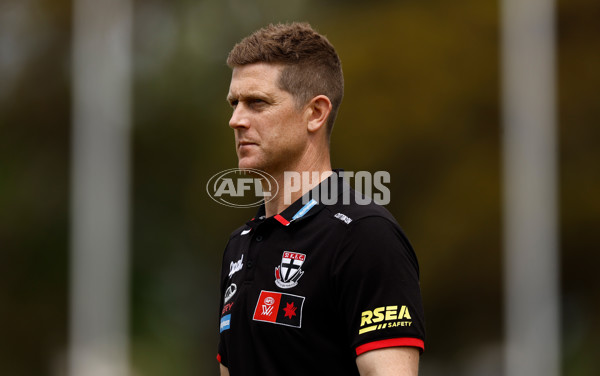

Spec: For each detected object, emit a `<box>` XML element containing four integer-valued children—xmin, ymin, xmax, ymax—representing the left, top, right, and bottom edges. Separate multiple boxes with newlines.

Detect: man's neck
<box><xmin>263</xmin><ymin>160</ymin><xmax>332</xmax><ymax>218</ymax></box>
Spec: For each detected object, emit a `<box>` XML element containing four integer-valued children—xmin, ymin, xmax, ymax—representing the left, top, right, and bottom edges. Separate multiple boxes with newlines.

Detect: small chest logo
<box><xmin>275</xmin><ymin>251</ymin><xmax>306</xmax><ymax>289</ymax></box>
<box><xmin>220</xmin><ymin>314</ymin><xmax>231</xmax><ymax>333</ymax></box>
<box><xmin>229</xmin><ymin>254</ymin><xmax>244</xmax><ymax>278</ymax></box>
<box><xmin>224</xmin><ymin>283</ymin><xmax>237</xmax><ymax>304</ymax></box>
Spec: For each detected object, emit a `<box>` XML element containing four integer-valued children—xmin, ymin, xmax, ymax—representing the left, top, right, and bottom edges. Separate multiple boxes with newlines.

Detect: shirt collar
<box><xmin>248</xmin><ymin>169</ymin><xmax>349</xmax><ymax>227</ymax></box>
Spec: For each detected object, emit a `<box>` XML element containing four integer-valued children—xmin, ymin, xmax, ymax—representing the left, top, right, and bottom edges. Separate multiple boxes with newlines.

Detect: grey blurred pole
<box><xmin>70</xmin><ymin>0</ymin><xmax>132</xmax><ymax>375</ymax></box>
<box><xmin>501</xmin><ymin>0</ymin><xmax>560</xmax><ymax>375</ymax></box>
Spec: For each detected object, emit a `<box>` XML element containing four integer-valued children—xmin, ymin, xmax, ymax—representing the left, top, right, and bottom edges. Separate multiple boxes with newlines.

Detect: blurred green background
<box><xmin>1</xmin><ymin>0</ymin><xmax>598</xmax><ymax>374</ymax></box>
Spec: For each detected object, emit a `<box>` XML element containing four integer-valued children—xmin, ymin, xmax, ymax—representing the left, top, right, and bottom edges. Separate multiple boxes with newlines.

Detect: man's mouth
<box><xmin>238</xmin><ymin>140</ymin><xmax>257</xmax><ymax>149</ymax></box>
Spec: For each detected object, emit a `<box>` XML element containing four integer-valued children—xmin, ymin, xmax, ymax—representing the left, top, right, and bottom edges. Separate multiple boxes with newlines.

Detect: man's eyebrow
<box><xmin>227</xmin><ymin>92</ymin><xmax>270</xmax><ymax>103</ymax></box>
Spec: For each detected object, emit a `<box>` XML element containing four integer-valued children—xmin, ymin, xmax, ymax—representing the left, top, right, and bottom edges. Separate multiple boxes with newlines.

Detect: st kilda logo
<box><xmin>275</xmin><ymin>251</ymin><xmax>306</xmax><ymax>289</ymax></box>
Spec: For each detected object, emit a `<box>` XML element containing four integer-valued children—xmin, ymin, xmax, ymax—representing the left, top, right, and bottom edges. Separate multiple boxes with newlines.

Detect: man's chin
<box><xmin>238</xmin><ymin>160</ymin><xmax>263</xmax><ymax>172</ymax></box>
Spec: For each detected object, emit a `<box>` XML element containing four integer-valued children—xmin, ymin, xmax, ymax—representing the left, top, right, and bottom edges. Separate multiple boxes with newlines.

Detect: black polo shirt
<box><xmin>217</xmin><ymin>172</ymin><xmax>425</xmax><ymax>375</ymax></box>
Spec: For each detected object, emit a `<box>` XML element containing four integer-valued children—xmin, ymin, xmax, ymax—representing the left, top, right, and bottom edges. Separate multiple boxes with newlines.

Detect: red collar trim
<box><xmin>274</xmin><ymin>214</ymin><xmax>290</xmax><ymax>226</ymax></box>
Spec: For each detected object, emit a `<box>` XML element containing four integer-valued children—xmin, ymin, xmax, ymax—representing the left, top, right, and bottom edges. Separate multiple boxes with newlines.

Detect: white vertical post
<box><xmin>70</xmin><ymin>0</ymin><xmax>132</xmax><ymax>375</ymax></box>
<box><xmin>501</xmin><ymin>0</ymin><xmax>560</xmax><ymax>375</ymax></box>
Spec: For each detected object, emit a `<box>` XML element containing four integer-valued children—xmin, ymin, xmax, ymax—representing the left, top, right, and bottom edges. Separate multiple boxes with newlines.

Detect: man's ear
<box><xmin>306</xmin><ymin>95</ymin><xmax>332</xmax><ymax>133</ymax></box>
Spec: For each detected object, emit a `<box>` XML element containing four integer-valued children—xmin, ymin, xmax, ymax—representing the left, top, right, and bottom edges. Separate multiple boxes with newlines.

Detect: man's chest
<box><xmin>220</xmin><ymin>224</ymin><xmax>344</xmax><ymax>334</ymax></box>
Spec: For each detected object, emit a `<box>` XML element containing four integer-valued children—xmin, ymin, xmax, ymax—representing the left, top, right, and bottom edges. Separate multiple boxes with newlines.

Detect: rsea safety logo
<box><xmin>359</xmin><ymin>305</ymin><xmax>412</xmax><ymax>335</ymax></box>
<box><xmin>206</xmin><ymin>168</ymin><xmax>278</xmax><ymax>208</ymax></box>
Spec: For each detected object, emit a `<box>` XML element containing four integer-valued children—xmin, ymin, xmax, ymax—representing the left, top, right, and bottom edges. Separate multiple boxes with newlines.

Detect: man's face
<box><xmin>227</xmin><ymin>63</ymin><xmax>308</xmax><ymax>174</ymax></box>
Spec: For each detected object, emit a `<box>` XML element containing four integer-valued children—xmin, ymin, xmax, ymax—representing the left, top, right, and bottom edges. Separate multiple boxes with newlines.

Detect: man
<box><xmin>217</xmin><ymin>22</ymin><xmax>425</xmax><ymax>375</ymax></box>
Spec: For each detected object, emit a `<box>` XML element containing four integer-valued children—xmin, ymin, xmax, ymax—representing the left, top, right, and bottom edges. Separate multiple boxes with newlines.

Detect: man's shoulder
<box><xmin>322</xmin><ymin>187</ymin><xmax>399</xmax><ymax>228</ymax></box>
<box><xmin>227</xmin><ymin>223</ymin><xmax>249</xmax><ymax>240</ymax></box>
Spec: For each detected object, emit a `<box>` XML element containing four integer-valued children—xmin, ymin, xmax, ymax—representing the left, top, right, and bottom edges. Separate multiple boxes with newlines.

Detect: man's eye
<box><xmin>230</xmin><ymin>100</ymin><xmax>238</xmax><ymax>108</ymax></box>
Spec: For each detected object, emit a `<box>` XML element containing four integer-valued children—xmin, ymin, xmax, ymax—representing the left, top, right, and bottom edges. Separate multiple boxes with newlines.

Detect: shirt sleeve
<box><xmin>331</xmin><ymin>215</ymin><xmax>426</xmax><ymax>356</ymax></box>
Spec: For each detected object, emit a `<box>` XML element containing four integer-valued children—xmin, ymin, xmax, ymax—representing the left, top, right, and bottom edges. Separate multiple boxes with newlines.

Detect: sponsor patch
<box><xmin>229</xmin><ymin>254</ymin><xmax>244</xmax><ymax>278</ymax></box>
<box><xmin>220</xmin><ymin>314</ymin><xmax>231</xmax><ymax>333</ymax></box>
<box><xmin>222</xmin><ymin>302</ymin><xmax>234</xmax><ymax>315</ymax></box>
<box><xmin>253</xmin><ymin>290</ymin><xmax>305</xmax><ymax>328</ymax></box>
<box><xmin>359</xmin><ymin>305</ymin><xmax>413</xmax><ymax>335</ymax></box>
<box><xmin>224</xmin><ymin>283</ymin><xmax>237</xmax><ymax>304</ymax></box>
<box><xmin>334</xmin><ymin>212</ymin><xmax>352</xmax><ymax>224</ymax></box>
<box><xmin>274</xmin><ymin>251</ymin><xmax>306</xmax><ymax>289</ymax></box>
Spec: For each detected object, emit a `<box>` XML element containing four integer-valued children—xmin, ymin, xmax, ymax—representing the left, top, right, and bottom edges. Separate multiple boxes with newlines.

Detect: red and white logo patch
<box><xmin>253</xmin><ymin>290</ymin><xmax>304</xmax><ymax>328</ymax></box>
<box><xmin>274</xmin><ymin>251</ymin><xmax>306</xmax><ymax>289</ymax></box>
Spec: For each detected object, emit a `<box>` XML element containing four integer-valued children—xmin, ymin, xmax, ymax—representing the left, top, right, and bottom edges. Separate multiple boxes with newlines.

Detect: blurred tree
<box><xmin>558</xmin><ymin>0</ymin><xmax>600</xmax><ymax>374</ymax></box>
<box><xmin>0</xmin><ymin>0</ymin><xmax>71</xmax><ymax>374</ymax></box>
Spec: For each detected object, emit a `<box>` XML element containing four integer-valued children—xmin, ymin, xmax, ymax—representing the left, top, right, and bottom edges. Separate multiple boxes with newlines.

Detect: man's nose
<box><xmin>229</xmin><ymin>106</ymin><xmax>250</xmax><ymax>129</ymax></box>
